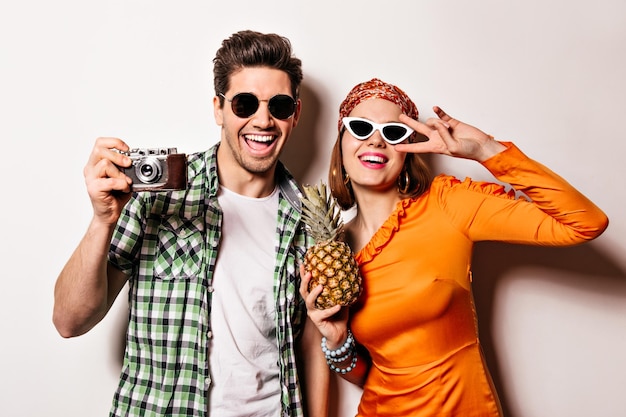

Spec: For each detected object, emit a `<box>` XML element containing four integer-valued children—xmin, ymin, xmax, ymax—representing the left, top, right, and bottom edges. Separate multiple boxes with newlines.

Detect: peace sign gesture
<box><xmin>395</xmin><ymin>106</ymin><xmax>506</xmax><ymax>162</ymax></box>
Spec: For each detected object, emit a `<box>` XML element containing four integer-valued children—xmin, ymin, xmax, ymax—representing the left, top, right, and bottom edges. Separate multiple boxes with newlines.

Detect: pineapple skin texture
<box><xmin>304</xmin><ymin>240</ymin><xmax>362</xmax><ymax>309</ymax></box>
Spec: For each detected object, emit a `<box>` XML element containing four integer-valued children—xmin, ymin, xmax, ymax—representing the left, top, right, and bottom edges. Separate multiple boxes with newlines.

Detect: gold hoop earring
<box><xmin>344</xmin><ymin>173</ymin><xmax>350</xmax><ymax>185</ymax></box>
<box><xmin>398</xmin><ymin>170</ymin><xmax>411</xmax><ymax>194</ymax></box>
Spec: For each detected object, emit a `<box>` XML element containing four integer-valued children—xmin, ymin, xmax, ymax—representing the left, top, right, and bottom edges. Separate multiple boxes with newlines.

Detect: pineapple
<box><xmin>299</xmin><ymin>181</ymin><xmax>362</xmax><ymax>309</ymax></box>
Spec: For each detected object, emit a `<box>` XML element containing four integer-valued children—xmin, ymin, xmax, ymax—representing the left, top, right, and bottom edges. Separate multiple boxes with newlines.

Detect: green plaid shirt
<box><xmin>108</xmin><ymin>143</ymin><xmax>310</xmax><ymax>417</ymax></box>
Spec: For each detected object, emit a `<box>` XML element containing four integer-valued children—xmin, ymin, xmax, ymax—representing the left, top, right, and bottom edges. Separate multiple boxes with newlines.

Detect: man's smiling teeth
<box><xmin>245</xmin><ymin>134</ymin><xmax>275</xmax><ymax>143</ymax></box>
<box><xmin>360</xmin><ymin>155</ymin><xmax>387</xmax><ymax>164</ymax></box>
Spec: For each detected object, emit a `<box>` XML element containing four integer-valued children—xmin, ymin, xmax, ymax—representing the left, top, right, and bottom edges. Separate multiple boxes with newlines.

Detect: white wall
<box><xmin>1</xmin><ymin>1</ymin><xmax>625</xmax><ymax>416</ymax></box>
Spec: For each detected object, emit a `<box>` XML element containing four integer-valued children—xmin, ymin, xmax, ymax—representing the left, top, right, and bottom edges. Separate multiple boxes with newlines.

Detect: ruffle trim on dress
<box><xmin>355</xmin><ymin>197</ymin><xmax>415</xmax><ymax>265</ymax></box>
<box><xmin>437</xmin><ymin>174</ymin><xmax>519</xmax><ymax>201</ymax></box>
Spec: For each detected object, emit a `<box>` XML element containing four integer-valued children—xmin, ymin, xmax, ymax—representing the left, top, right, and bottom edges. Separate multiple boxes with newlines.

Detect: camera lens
<box><xmin>135</xmin><ymin>158</ymin><xmax>162</xmax><ymax>183</ymax></box>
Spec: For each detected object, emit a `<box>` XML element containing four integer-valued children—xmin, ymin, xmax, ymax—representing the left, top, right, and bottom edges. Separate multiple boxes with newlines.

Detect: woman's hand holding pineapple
<box><xmin>299</xmin><ymin>264</ymin><xmax>348</xmax><ymax>350</ymax></box>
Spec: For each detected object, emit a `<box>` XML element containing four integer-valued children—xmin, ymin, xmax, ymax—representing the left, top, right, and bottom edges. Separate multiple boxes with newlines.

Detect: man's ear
<box><xmin>213</xmin><ymin>95</ymin><xmax>224</xmax><ymax>126</ymax></box>
<box><xmin>291</xmin><ymin>98</ymin><xmax>302</xmax><ymax>128</ymax></box>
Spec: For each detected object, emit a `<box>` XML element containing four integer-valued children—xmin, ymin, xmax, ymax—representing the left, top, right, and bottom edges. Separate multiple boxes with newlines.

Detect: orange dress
<box><xmin>350</xmin><ymin>143</ymin><xmax>608</xmax><ymax>417</ymax></box>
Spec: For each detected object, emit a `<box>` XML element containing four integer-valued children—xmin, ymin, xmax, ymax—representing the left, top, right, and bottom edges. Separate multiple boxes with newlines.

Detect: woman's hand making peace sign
<box><xmin>395</xmin><ymin>106</ymin><xmax>507</xmax><ymax>162</ymax></box>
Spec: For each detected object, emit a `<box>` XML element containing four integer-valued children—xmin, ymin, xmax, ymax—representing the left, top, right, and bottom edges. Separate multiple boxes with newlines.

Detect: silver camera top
<box><xmin>114</xmin><ymin>147</ymin><xmax>179</xmax><ymax>157</ymax></box>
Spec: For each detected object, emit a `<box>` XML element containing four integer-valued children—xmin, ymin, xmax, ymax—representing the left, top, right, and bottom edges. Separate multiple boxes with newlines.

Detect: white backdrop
<box><xmin>1</xmin><ymin>1</ymin><xmax>625</xmax><ymax>416</ymax></box>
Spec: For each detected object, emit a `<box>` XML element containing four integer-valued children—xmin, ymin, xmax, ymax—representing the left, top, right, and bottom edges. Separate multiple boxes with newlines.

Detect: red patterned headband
<box><xmin>338</xmin><ymin>78</ymin><xmax>419</xmax><ymax>131</ymax></box>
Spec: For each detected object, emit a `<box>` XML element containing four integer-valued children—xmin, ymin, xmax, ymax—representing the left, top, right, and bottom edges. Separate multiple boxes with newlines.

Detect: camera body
<box><xmin>119</xmin><ymin>148</ymin><xmax>187</xmax><ymax>191</ymax></box>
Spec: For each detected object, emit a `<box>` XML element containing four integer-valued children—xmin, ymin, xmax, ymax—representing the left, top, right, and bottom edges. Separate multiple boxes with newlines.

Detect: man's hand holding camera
<box><xmin>84</xmin><ymin>137</ymin><xmax>187</xmax><ymax>226</ymax></box>
<box><xmin>84</xmin><ymin>137</ymin><xmax>134</xmax><ymax>226</ymax></box>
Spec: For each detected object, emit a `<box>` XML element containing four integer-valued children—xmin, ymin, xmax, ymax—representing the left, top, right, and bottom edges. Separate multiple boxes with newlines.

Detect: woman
<box><xmin>300</xmin><ymin>78</ymin><xmax>608</xmax><ymax>416</ymax></box>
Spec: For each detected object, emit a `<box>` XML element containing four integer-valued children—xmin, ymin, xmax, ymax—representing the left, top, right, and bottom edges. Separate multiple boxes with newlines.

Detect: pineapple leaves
<box><xmin>300</xmin><ymin>181</ymin><xmax>344</xmax><ymax>241</ymax></box>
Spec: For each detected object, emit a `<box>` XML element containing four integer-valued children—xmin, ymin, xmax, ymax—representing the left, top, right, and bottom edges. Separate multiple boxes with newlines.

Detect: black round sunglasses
<box><xmin>220</xmin><ymin>92</ymin><xmax>297</xmax><ymax>120</ymax></box>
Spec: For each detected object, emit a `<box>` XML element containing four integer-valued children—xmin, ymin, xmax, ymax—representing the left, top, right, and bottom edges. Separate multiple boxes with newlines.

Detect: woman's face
<box><xmin>341</xmin><ymin>98</ymin><xmax>408</xmax><ymax>195</ymax></box>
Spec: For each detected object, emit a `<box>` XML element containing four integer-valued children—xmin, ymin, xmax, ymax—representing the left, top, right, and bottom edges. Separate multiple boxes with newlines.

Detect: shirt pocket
<box><xmin>153</xmin><ymin>215</ymin><xmax>205</xmax><ymax>279</ymax></box>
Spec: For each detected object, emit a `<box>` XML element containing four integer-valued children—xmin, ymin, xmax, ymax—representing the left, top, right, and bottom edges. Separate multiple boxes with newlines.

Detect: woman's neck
<box><xmin>345</xmin><ymin>188</ymin><xmax>402</xmax><ymax>252</ymax></box>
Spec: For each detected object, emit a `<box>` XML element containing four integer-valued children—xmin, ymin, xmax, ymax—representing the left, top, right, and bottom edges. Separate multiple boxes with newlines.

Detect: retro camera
<box><xmin>116</xmin><ymin>147</ymin><xmax>187</xmax><ymax>191</ymax></box>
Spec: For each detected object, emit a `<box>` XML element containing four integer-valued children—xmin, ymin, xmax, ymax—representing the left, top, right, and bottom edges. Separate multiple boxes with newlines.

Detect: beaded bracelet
<box><xmin>321</xmin><ymin>330</ymin><xmax>354</xmax><ymax>359</ymax></box>
<box><xmin>327</xmin><ymin>351</ymin><xmax>352</xmax><ymax>363</ymax></box>
<box><xmin>328</xmin><ymin>351</ymin><xmax>358</xmax><ymax>374</ymax></box>
<box><xmin>321</xmin><ymin>330</ymin><xmax>357</xmax><ymax>373</ymax></box>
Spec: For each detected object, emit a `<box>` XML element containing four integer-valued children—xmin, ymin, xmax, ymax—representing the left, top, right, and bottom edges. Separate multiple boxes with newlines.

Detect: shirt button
<box><xmin>205</xmin><ymin>376</ymin><xmax>211</xmax><ymax>387</ymax></box>
<box><xmin>179</xmin><ymin>229</ymin><xmax>187</xmax><ymax>237</ymax></box>
<box><xmin>207</xmin><ymin>331</ymin><xmax>213</xmax><ymax>338</ymax></box>
<box><xmin>208</xmin><ymin>286</ymin><xmax>214</xmax><ymax>293</ymax></box>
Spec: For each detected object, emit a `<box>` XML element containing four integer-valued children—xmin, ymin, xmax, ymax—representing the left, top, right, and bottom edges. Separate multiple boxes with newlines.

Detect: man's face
<box><xmin>214</xmin><ymin>67</ymin><xmax>301</xmax><ymax>179</ymax></box>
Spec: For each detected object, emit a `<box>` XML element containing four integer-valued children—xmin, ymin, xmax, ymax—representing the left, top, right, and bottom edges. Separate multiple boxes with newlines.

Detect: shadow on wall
<box><xmin>471</xmin><ymin>241</ymin><xmax>626</xmax><ymax>417</ymax></box>
<box><xmin>280</xmin><ymin>81</ymin><xmax>323</xmax><ymax>185</ymax></box>
<box><xmin>111</xmin><ymin>289</ymin><xmax>128</xmax><ymax>368</ymax></box>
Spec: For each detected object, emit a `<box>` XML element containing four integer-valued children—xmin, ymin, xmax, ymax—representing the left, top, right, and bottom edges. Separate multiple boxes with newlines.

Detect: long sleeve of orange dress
<box><xmin>349</xmin><ymin>142</ymin><xmax>608</xmax><ymax>417</ymax></box>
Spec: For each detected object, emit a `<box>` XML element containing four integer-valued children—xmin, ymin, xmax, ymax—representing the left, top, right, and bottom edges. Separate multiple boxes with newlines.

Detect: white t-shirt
<box><xmin>208</xmin><ymin>185</ymin><xmax>280</xmax><ymax>417</ymax></box>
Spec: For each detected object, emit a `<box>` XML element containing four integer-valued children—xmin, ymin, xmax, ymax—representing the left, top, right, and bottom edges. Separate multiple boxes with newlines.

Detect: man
<box><xmin>53</xmin><ymin>30</ymin><xmax>329</xmax><ymax>417</ymax></box>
